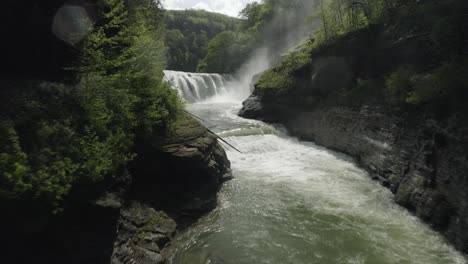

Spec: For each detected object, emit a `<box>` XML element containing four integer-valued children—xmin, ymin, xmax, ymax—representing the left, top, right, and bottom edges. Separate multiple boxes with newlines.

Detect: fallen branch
<box><xmin>183</xmin><ymin>110</ymin><xmax>216</xmax><ymax>127</ymax></box>
<box><xmin>184</xmin><ymin>110</ymin><xmax>243</xmax><ymax>154</ymax></box>
<box><xmin>205</xmin><ymin>126</ymin><xmax>243</xmax><ymax>154</ymax></box>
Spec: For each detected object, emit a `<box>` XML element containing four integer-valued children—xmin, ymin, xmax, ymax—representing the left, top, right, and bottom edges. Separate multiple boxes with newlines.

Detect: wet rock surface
<box><xmin>110</xmin><ymin>115</ymin><xmax>231</xmax><ymax>263</ymax></box>
<box><xmin>240</xmin><ymin>96</ymin><xmax>468</xmax><ymax>252</ymax></box>
<box><xmin>112</xmin><ymin>202</ymin><xmax>176</xmax><ymax>264</ymax></box>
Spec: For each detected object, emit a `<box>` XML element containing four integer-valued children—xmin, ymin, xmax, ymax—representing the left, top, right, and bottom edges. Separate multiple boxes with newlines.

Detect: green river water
<box><xmin>166</xmin><ymin>100</ymin><xmax>467</xmax><ymax>264</ymax></box>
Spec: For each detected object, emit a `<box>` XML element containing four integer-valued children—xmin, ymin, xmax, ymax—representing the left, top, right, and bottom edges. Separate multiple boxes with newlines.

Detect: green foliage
<box><xmin>0</xmin><ymin>83</ymin><xmax>96</xmax><ymax>210</ymax></box>
<box><xmin>407</xmin><ymin>61</ymin><xmax>468</xmax><ymax>105</ymax></box>
<box><xmin>0</xmin><ymin>0</ymin><xmax>182</xmax><ymax>212</ymax></box>
<box><xmin>78</xmin><ymin>0</ymin><xmax>182</xmax><ymax>134</ymax></box>
<box><xmin>252</xmin><ymin>0</ymin><xmax>467</xmax><ymax>117</ymax></box>
<box><xmin>257</xmin><ymin>44</ymin><xmax>312</xmax><ymax>93</ymax></box>
<box><xmin>385</xmin><ymin>61</ymin><xmax>468</xmax><ymax>109</ymax></box>
<box><xmin>257</xmin><ymin>69</ymin><xmax>295</xmax><ymax>93</ymax></box>
<box><xmin>198</xmin><ymin>0</ymin><xmax>289</xmax><ymax>73</ymax></box>
<box><xmin>198</xmin><ymin>31</ymin><xmax>254</xmax><ymax>73</ymax></box>
<box><xmin>198</xmin><ymin>0</ymin><xmax>319</xmax><ymax>74</ymax></box>
<box><xmin>385</xmin><ymin>65</ymin><xmax>417</xmax><ymax>102</ymax></box>
<box><xmin>314</xmin><ymin>0</ymin><xmax>391</xmax><ymax>45</ymax></box>
<box><xmin>164</xmin><ymin>10</ymin><xmax>240</xmax><ymax>72</ymax></box>
<box><xmin>0</xmin><ymin>121</ymin><xmax>32</xmax><ymax>200</ymax></box>
<box><xmin>239</xmin><ymin>2</ymin><xmax>263</xmax><ymax>30</ymax></box>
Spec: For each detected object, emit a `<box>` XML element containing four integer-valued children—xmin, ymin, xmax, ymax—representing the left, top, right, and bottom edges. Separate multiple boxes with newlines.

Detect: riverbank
<box><xmin>2</xmin><ymin>113</ymin><xmax>231</xmax><ymax>264</ymax></box>
<box><xmin>165</xmin><ymin>100</ymin><xmax>466</xmax><ymax>264</ymax></box>
<box><xmin>240</xmin><ymin>93</ymin><xmax>468</xmax><ymax>252</ymax></box>
<box><xmin>238</xmin><ymin>1</ymin><xmax>468</xmax><ymax>249</ymax></box>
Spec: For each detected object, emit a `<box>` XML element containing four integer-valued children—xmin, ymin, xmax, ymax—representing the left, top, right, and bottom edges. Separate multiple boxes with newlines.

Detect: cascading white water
<box><xmin>164</xmin><ymin>70</ymin><xmax>251</xmax><ymax>103</ymax></box>
<box><xmin>164</xmin><ymin>71</ymin><xmax>251</xmax><ymax>103</ymax></box>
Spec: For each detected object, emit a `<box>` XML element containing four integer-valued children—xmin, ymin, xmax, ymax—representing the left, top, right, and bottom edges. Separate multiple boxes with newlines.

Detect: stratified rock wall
<box><xmin>112</xmin><ymin>201</ymin><xmax>176</xmax><ymax>264</ymax></box>
<box><xmin>130</xmin><ymin>115</ymin><xmax>232</xmax><ymax>215</ymax></box>
<box><xmin>240</xmin><ymin>95</ymin><xmax>468</xmax><ymax>252</ymax></box>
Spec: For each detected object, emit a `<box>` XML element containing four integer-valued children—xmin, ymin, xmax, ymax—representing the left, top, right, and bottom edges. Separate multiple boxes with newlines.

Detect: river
<box><xmin>164</xmin><ymin>71</ymin><xmax>467</xmax><ymax>264</ymax></box>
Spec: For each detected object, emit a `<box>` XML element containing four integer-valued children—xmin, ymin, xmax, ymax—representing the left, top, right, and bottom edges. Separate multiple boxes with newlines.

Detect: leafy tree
<box><xmin>0</xmin><ymin>0</ymin><xmax>182</xmax><ymax>212</ymax></box>
<box><xmin>0</xmin><ymin>121</ymin><xmax>32</xmax><ymax>200</ymax></box>
<box><xmin>239</xmin><ymin>2</ymin><xmax>263</xmax><ymax>30</ymax></box>
<box><xmin>199</xmin><ymin>0</ymin><xmax>316</xmax><ymax>73</ymax></box>
<box><xmin>164</xmin><ymin>10</ymin><xmax>240</xmax><ymax>71</ymax></box>
<box><xmin>198</xmin><ymin>31</ymin><xmax>254</xmax><ymax>73</ymax></box>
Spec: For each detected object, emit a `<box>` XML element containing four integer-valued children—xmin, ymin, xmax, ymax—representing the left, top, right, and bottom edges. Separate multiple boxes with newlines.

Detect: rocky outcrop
<box><xmin>240</xmin><ymin>14</ymin><xmax>468</xmax><ymax>252</ymax></box>
<box><xmin>130</xmin><ymin>115</ymin><xmax>232</xmax><ymax>217</ymax></box>
<box><xmin>2</xmin><ymin>115</ymin><xmax>231</xmax><ymax>264</ymax></box>
<box><xmin>240</xmin><ymin>94</ymin><xmax>468</xmax><ymax>252</ymax></box>
<box><xmin>112</xmin><ymin>201</ymin><xmax>176</xmax><ymax>264</ymax></box>
<box><xmin>109</xmin><ymin>115</ymin><xmax>231</xmax><ymax>263</ymax></box>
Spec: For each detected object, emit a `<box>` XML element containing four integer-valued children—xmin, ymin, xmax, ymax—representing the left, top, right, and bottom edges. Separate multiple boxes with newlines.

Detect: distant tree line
<box><xmin>196</xmin><ymin>0</ymin><xmax>319</xmax><ymax>74</ymax></box>
<box><xmin>164</xmin><ymin>9</ymin><xmax>240</xmax><ymax>72</ymax></box>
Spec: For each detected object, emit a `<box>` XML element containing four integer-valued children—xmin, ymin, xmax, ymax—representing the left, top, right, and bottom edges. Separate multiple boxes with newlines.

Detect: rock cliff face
<box><xmin>2</xmin><ymin>1</ymin><xmax>232</xmax><ymax>262</ymax></box>
<box><xmin>112</xmin><ymin>202</ymin><xmax>177</xmax><ymax>264</ymax></box>
<box><xmin>3</xmin><ymin>115</ymin><xmax>231</xmax><ymax>264</ymax></box>
<box><xmin>130</xmin><ymin>115</ymin><xmax>232</xmax><ymax>219</ymax></box>
<box><xmin>240</xmin><ymin>93</ymin><xmax>468</xmax><ymax>252</ymax></box>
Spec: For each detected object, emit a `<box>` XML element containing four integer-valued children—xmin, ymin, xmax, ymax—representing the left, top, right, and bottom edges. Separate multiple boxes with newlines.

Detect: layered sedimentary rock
<box><xmin>130</xmin><ymin>115</ymin><xmax>232</xmax><ymax>216</ymax></box>
<box><xmin>240</xmin><ymin>90</ymin><xmax>468</xmax><ymax>253</ymax></box>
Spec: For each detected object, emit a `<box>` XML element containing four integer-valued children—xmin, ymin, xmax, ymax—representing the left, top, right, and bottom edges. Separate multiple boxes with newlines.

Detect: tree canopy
<box><xmin>0</xmin><ymin>0</ymin><xmax>181</xmax><ymax>212</ymax></box>
<box><xmin>164</xmin><ymin>9</ymin><xmax>240</xmax><ymax>72</ymax></box>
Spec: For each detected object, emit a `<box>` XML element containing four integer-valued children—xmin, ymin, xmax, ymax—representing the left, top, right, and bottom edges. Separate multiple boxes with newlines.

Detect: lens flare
<box><xmin>52</xmin><ymin>5</ymin><xmax>93</xmax><ymax>45</ymax></box>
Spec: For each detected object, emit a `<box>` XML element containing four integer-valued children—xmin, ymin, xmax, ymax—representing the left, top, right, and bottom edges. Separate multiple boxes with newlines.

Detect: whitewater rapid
<box><xmin>164</xmin><ymin>72</ymin><xmax>467</xmax><ymax>264</ymax></box>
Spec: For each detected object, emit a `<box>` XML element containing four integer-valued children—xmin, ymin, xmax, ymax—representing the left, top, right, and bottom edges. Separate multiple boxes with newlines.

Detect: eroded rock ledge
<box><xmin>112</xmin><ymin>114</ymin><xmax>232</xmax><ymax>263</ymax></box>
<box><xmin>3</xmin><ymin>115</ymin><xmax>231</xmax><ymax>264</ymax></box>
<box><xmin>240</xmin><ymin>95</ymin><xmax>468</xmax><ymax>253</ymax></box>
<box><xmin>130</xmin><ymin>114</ymin><xmax>232</xmax><ymax>215</ymax></box>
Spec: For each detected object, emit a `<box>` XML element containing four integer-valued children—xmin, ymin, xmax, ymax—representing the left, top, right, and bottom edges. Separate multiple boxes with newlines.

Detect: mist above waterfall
<box><xmin>231</xmin><ymin>0</ymin><xmax>320</xmax><ymax>98</ymax></box>
<box><xmin>164</xmin><ymin>0</ymin><xmax>321</xmax><ymax>103</ymax></box>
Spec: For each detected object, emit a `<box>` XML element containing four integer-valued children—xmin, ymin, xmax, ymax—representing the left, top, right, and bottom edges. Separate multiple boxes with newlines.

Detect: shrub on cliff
<box><xmin>315</xmin><ymin>0</ymin><xmax>392</xmax><ymax>45</ymax></box>
<box><xmin>382</xmin><ymin>60</ymin><xmax>468</xmax><ymax>115</ymax></box>
<box><xmin>0</xmin><ymin>121</ymin><xmax>32</xmax><ymax>200</ymax></box>
<box><xmin>385</xmin><ymin>65</ymin><xmax>417</xmax><ymax>103</ymax></box>
<box><xmin>407</xmin><ymin>61</ymin><xmax>468</xmax><ymax>107</ymax></box>
<box><xmin>256</xmin><ymin>44</ymin><xmax>312</xmax><ymax>93</ymax></box>
<box><xmin>0</xmin><ymin>82</ymin><xmax>108</xmax><ymax>211</ymax></box>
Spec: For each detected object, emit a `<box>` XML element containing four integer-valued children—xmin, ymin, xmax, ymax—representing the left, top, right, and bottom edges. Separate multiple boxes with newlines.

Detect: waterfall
<box><xmin>164</xmin><ymin>70</ymin><xmax>233</xmax><ymax>102</ymax></box>
<box><xmin>163</xmin><ymin>70</ymin><xmax>252</xmax><ymax>103</ymax></box>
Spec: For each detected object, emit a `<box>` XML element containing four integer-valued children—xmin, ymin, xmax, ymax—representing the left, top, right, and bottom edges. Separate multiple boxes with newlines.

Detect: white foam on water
<box><xmin>168</xmin><ymin>102</ymin><xmax>467</xmax><ymax>264</ymax></box>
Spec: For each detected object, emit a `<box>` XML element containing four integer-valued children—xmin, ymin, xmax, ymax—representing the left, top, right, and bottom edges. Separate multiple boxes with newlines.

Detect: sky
<box><xmin>163</xmin><ymin>0</ymin><xmax>260</xmax><ymax>17</ymax></box>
